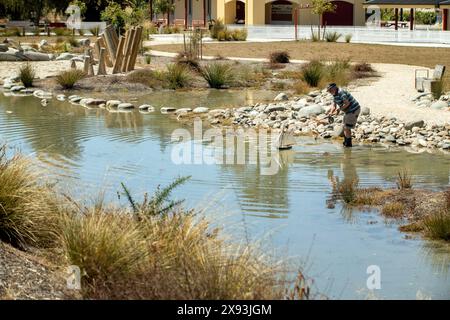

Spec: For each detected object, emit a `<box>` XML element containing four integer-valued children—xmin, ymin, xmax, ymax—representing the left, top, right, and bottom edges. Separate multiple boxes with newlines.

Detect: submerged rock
<box><xmin>193</xmin><ymin>107</ymin><xmax>209</xmax><ymax>114</ymax></box>
<box><xmin>274</xmin><ymin>92</ymin><xmax>288</xmax><ymax>101</ymax></box>
<box><xmin>117</xmin><ymin>103</ymin><xmax>134</xmax><ymax>110</ymax></box>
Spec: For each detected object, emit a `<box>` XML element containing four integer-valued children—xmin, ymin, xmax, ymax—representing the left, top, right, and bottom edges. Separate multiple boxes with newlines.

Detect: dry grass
<box><xmin>55</xmin><ymin>69</ymin><xmax>85</xmax><ymax>89</ymax></box>
<box><xmin>396</xmin><ymin>169</ymin><xmax>413</xmax><ymax>190</ymax></box>
<box><xmin>381</xmin><ymin>202</ymin><xmax>405</xmax><ymax>218</ymax></box>
<box><xmin>153</xmin><ymin>41</ymin><xmax>450</xmax><ymax>89</ymax></box>
<box><xmin>0</xmin><ymin>146</ymin><xmax>59</xmax><ymax>249</ymax></box>
<box><xmin>423</xmin><ymin>210</ymin><xmax>450</xmax><ymax>241</ymax></box>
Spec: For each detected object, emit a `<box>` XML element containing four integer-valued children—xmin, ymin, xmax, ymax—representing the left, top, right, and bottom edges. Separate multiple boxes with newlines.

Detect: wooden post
<box><xmin>126</xmin><ymin>26</ymin><xmax>143</xmax><ymax>72</ymax></box>
<box><xmin>203</xmin><ymin>0</ymin><xmax>207</xmax><ymax>27</ymax></box>
<box><xmin>97</xmin><ymin>48</ymin><xmax>107</xmax><ymax>75</ymax></box>
<box><xmin>103</xmin><ymin>26</ymin><xmax>117</xmax><ymax>61</ymax></box>
<box><xmin>410</xmin><ymin>8</ymin><xmax>414</xmax><ymax>30</ymax></box>
<box><xmin>83</xmin><ymin>56</ymin><xmax>90</xmax><ymax>74</ymax></box>
<box><xmin>122</xmin><ymin>28</ymin><xmax>136</xmax><ymax>72</ymax></box>
<box><xmin>88</xmin><ymin>63</ymin><xmax>95</xmax><ymax>77</ymax></box>
<box><xmin>443</xmin><ymin>9</ymin><xmax>448</xmax><ymax>31</ymax></box>
<box><xmin>70</xmin><ymin>59</ymin><xmax>76</xmax><ymax>69</ymax></box>
<box><xmin>394</xmin><ymin>8</ymin><xmax>399</xmax><ymax>30</ymax></box>
<box><xmin>98</xmin><ymin>37</ymin><xmax>113</xmax><ymax>67</ymax></box>
<box><xmin>294</xmin><ymin>8</ymin><xmax>298</xmax><ymax>41</ymax></box>
<box><xmin>113</xmin><ymin>36</ymin><xmax>125</xmax><ymax>74</ymax></box>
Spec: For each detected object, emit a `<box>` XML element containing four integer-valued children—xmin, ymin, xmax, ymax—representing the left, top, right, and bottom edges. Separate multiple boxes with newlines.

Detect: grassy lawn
<box><xmin>153</xmin><ymin>41</ymin><xmax>450</xmax><ymax>86</ymax></box>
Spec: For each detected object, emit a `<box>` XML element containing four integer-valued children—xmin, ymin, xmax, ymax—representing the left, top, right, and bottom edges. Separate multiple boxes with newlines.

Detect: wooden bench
<box><xmin>4</xmin><ymin>20</ymin><xmax>35</xmax><ymax>35</ymax></box>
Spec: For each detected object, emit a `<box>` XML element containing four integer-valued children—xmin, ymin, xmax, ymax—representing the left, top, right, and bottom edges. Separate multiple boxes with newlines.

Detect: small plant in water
<box><xmin>396</xmin><ymin>169</ymin><xmax>412</xmax><ymax>190</ymax></box>
<box><xmin>330</xmin><ymin>176</ymin><xmax>359</xmax><ymax>204</ymax></box>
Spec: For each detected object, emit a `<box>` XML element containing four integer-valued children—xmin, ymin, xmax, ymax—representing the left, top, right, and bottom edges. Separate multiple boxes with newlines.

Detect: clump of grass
<box><xmin>165</xmin><ymin>64</ymin><xmax>191</xmax><ymax>89</ymax></box>
<box><xmin>292</xmin><ymin>80</ymin><xmax>310</xmax><ymax>94</ymax></box>
<box><xmin>231</xmin><ymin>28</ymin><xmax>247</xmax><ymax>41</ymax></box>
<box><xmin>210</xmin><ymin>19</ymin><xmax>226</xmax><ymax>39</ymax></box>
<box><xmin>127</xmin><ymin>69</ymin><xmax>165</xmax><ymax>89</ymax></box>
<box><xmin>18</xmin><ymin>63</ymin><xmax>36</xmax><ymax>87</ymax></box>
<box><xmin>60</xmin><ymin>207</ymin><xmax>148</xmax><ymax>292</ymax></box>
<box><xmin>381</xmin><ymin>202</ymin><xmax>405</xmax><ymax>218</ymax></box>
<box><xmin>201</xmin><ymin>63</ymin><xmax>234</xmax><ymax>89</ymax></box>
<box><xmin>445</xmin><ymin>188</ymin><xmax>450</xmax><ymax>211</ymax></box>
<box><xmin>66</xmin><ymin>36</ymin><xmax>79</xmax><ymax>48</ymax></box>
<box><xmin>301</xmin><ymin>60</ymin><xmax>324</xmax><ymax>87</ymax></box>
<box><xmin>55</xmin><ymin>69</ymin><xmax>85</xmax><ymax>89</ymax></box>
<box><xmin>323</xmin><ymin>59</ymin><xmax>351</xmax><ymax>87</ymax></box>
<box><xmin>345</xmin><ymin>34</ymin><xmax>352</xmax><ymax>43</ymax></box>
<box><xmin>270</xmin><ymin>51</ymin><xmax>290</xmax><ymax>64</ymax></box>
<box><xmin>89</xmin><ymin>26</ymin><xmax>100</xmax><ymax>37</ymax></box>
<box><xmin>423</xmin><ymin>210</ymin><xmax>450</xmax><ymax>241</ymax></box>
<box><xmin>331</xmin><ymin>176</ymin><xmax>359</xmax><ymax>204</ymax></box>
<box><xmin>396</xmin><ymin>169</ymin><xmax>413</xmax><ymax>190</ymax></box>
<box><xmin>311</xmin><ymin>30</ymin><xmax>320</xmax><ymax>42</ymax></box>
<box><xmin>144</xmin><ymin>54</ymin><xmax>151</xmax><ymax>65</ymax></box>
<box><xmin>54</xmin><ymin>28</ymin><xmax>70</xmax><ymax>37</ymax></box>
<box><xmin>0</xmin><ymin>145</ymin><xmax>59</xmax><ymax>249</ymax></box>
<box><xmin>175</xmin><ymin>52</ymin><xmax>200</xmax><ymax>72</ymax></box>
<box><xmin>325</xmin><ymin>31</ymin><xmax>342</xmax><ymax>42</ymax></box>
<box><xmin>399</xmin><ymin>221</ymin><xmax>424</xmax><ymax>233</ymax></box>
<box><xmin>353</xmin><ymin>187</ymin><xmax>391</xmax><ymax>206</ymax></box>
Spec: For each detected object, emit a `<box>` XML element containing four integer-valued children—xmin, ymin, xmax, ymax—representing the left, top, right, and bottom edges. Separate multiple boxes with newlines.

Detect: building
<box><xmin>153</xmin><ymin>0</ymin><xmax>367</xmax><ymax>27</ymax></box>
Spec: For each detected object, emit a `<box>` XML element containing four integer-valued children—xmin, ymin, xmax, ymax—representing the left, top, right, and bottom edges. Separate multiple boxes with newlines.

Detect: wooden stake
<box><xmin>103</xmin><ymin>25</ymin><xmax>117</xmax><ymax>61</ymax></box>
<box><xmin>88</xmin><ymin>62</ymin><xmax>95</xmax><ymax>77</ymax></box>
<box><xmin>70</xmin><ymin>59</ymin><xmax>76</xmax><ymax>69</ymax></box>
<box><xmin>122</xmin><ymin>28</ymin><xmax>136</xmax><ymax>73</ymax></box>
<box><xmin>97</xmin><ymin>48</ymin><xmax>107</xmax><ymax>75</ymax></box>
<box><xmin>126</xmin><ymin>26</ymin><xmax>143</xmax><ymax>72</ymax></box>
<box><xmin>113</xmin><ymin>36</ymin><xmax>125</xmax><ymax>74</ymax></box>
<box><xmin>98</xmin><ymin>37</ymin><xmax>113</xmax><ymax>67</ymax></box>
<box><xmin>83</xmin><ymin>56</ymin><xmax>90</xmax><ymax>74</ymax></box>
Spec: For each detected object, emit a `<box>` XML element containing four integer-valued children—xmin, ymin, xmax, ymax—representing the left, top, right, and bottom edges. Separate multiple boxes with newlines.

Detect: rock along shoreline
<box><xmin>2</xmin><ymin>81</ymin><xmax>450</xmax><ymax>152</ymax></box>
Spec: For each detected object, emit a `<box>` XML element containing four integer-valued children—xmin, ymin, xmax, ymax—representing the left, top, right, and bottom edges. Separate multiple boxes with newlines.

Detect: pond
<box><xmin>0</xmin><ymin>89</ymin><xmax>449</xmax><ymax>299</ymax></box>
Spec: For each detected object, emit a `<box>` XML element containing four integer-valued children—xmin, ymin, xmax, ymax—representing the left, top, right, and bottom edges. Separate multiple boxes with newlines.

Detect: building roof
<box><xmin>364</xmin><ymin>0</ymin><xmax>442</xmax><ymax>5</ymax></box>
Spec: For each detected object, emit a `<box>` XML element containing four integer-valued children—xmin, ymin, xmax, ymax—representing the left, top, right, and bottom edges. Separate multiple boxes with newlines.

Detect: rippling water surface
<box><xmin>0</xmin><ymin>90</ymin><xmax>449</xmax><ymax>299</ymax></box>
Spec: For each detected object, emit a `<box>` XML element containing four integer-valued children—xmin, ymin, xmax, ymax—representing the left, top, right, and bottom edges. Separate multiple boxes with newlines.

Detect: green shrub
<box><xmin>145</xmin><ymin>54</ymin><xmax>151</xmax><ymax>65</ymax></box>
<box><xmin>201</xmin><ymin>63</ymin><xmax>234</xmax><ymax>89</ymax></box>
<box><xmin>18</xmin><ymin>63</ymin><xmax>36</xmax><ymax>87</ymax></box>
<box><xmin>301</xmin><ymin>61</ymin><xmax>324</xmax><ymax>87</ymax></box>
<box><xmin>325</xmin><ymin>31</ymin><xmax>342</xmax><ymax>42</ymax></box>
<box><xmin>78</xmin><ymin>29</ymin><xmax>85</xmax><ymax>36</ymax></box>
<box><xmin>56</xmin><ymin>69</ymin><xmax>85</xmax><ymax>89</ymax></box>
<box><xmin>269</xmin><ymin>51</ymin><xmax>290</xmax><ymax>64</ymax></box>
<box><xmin>165</xmin><ymin>64</ymin><xmax>191</xmax><ymax>89</ymax></box>
<box><xmin>66</xmin><ymin>36</ymin><xmax>79</xmax><ymax>48</ymax></box>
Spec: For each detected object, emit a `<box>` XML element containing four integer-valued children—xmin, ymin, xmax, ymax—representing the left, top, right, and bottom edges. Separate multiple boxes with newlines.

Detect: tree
<box><xmin>153</xmin><ymin>0</ymin><xmax>175</xmax><ymax>26</ymax></box>
<box><xmin>311</xmin><ymin>0</ymin><xmax>336</xmax><ymax>41</ymax></box>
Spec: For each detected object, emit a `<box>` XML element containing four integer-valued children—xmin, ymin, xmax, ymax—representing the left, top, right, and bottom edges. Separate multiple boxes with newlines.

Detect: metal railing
<box><xmin>227</xmin><ymin>25</ymin><xmax>450</xmax><ymax>44</ymax></box>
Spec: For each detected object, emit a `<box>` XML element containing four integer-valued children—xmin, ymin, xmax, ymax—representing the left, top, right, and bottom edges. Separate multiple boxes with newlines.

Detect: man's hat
<box><xmin>326</xmin><ymin>83</ymin><xmax>337</xmax><ymax>91</ymax></box>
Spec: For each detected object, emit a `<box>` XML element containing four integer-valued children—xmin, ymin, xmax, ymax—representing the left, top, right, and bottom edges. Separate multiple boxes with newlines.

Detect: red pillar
<box><xmin>443</xmin><ymin>9</ymin><xmax>448</xmax><ymax>31</ymax></box>
<box><xmin>394</xmin><ymin>8</ymin><xmax>399</xmax><ymax>30</ymax></box>
<box><xmin>203</xmin><ymin>0</ymin><xmax>207</xmax><ymax>27</ymax></box>
<box><xmin>149</xmin><ymin>0</ymin><xmax>153</xmax><ymax>22</ymax></box>
<box><xmin>185</xmin><ymin>0</ymin><xmax>188</xmax><ymax>30</ymax></box>
<box><xmin>410</xmin><ymin>8</ymin><xmax>414</xmax><ymax>30</ymax></box>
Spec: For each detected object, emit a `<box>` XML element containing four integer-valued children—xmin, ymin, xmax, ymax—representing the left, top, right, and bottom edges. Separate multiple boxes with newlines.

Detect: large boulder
<box><xmin>405</xmin><ymin>120</ymin><xmax>425</xmax><ymax>131</ymax></box>
<box><xmin>298</xmin><ymin>104</ymin><xmax>324</xmax><ymax>118</ymax></box>
<box><xmin>274</xmin><ymin>92</ymin><xmax>288</xmax><ymax>101</ymax></box>
<box><xmin>430</xmin><ymin>100</ymin><xmax>448</xmax><ymax>110</ymax></box>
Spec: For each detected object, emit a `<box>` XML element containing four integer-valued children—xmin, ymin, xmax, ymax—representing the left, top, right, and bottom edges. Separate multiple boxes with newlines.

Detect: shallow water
<box><xmin>0</xmin><ymin>90</ymin><xmax>449</xmax><ymax>299</ymax></box>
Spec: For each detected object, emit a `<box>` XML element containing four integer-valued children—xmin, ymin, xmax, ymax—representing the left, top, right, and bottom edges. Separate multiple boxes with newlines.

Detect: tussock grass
<box><xmin>423</xmin><ymin>210</ymin><xmax>450</xmax><ymax>241</ymax></box>
<box><xmin>55</xmin><ymin>69</ymin><xmax>85</xmax><ymax>89</ymax></box>
<box><xmin>381</xmin><ymin>202</ymin><xmax>405</xmax><ymax>218</ymax></box>
<box><xmin>330</xmin><ymin>176</ymin><xmax>359</xmax><ymax>204</ymax></box>
<box><xmin>270</xmin><ymin>51</ymin><xmax>290</xmax><ymax>64</ymax></box>
<box><xmin>127</xmin><ymin>69</ymin><xmax>165</xmax><ymax>88</ymax></box>
<box><xmin>18</xmin><ymin>63</ymin><xmax>36</xmax><ymax>88</ymax></box>
<box><xmin>301</xmin><ymin>60</ymin><xmax>324</xmax><ymax>87</ymax></box>
<box><xmin>201</xmin><ymin>63</ymin><xmax>234</xmax><ymax>89</ymax></box>
<box><xmin>165</xmin><ymin>64</ymin><xmax>191</xmax><ymax>89</ymax></box>
<box><xmin>292</xmin><ymin>80</ymin><xmax>310</xmax><ymax>94</ymax></box>
<box><xmin>0</xmin><ymin>146</ymin><xmax>59</xmax><ymax>249</ymax></box>
<box><xmin>325</xmin><ymin>31</ymin><xmax>342</xmax><ymax>42</ymax></box>
<box><xmin>396</xmin><ymin>169</ymin><xmax>413</xmax><ymax>190</ymax></box>
<box><xmin>345</xmin><ymin>34</ymin><xmax>352</xmax><ymax>43</ymax></box>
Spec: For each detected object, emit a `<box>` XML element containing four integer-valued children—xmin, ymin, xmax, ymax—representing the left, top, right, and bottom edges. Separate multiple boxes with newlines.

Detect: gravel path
<box><xmin>351</xmin><ymin>63</ymin><xmax>450</xmax><ymax>126</ymax></box>
<box><xmin>0</xmin><ymin>242</ymin><xmax>76</xmax><ymax>299</ymax></box>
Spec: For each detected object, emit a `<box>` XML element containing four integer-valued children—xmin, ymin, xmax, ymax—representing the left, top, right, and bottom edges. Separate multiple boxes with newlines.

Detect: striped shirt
<box><xmin>333</xmin><ymin>89</ymin><xmax>360</xmax><ymax>113</ymax></box>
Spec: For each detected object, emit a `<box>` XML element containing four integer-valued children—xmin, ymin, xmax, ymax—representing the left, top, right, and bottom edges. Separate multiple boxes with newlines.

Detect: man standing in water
<box><xmin>326</xmin><ymin>83</ymin><xmax>361</xmax><ymax>147</ymax></box>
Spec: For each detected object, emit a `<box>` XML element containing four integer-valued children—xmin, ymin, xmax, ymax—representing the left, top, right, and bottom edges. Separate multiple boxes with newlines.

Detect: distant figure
<box><xmin>326</xmin><ymin>83</ymin><xmax>361</xmax><ymax>148</ymax></box>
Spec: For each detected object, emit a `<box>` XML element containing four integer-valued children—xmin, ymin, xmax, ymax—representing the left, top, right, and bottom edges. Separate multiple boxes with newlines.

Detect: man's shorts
<box><xmin>343</xmin><ymin>108</ymin><xmax>360</xmax><ymax>129</ymax></box>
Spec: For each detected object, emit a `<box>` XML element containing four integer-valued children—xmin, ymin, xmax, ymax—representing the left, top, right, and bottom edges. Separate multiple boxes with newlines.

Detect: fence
<box><xmin>227</xmin><ymin>25</ymin><xmax>450</xmax><ymax>44</ymax></box>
